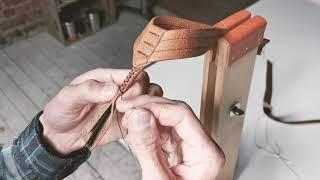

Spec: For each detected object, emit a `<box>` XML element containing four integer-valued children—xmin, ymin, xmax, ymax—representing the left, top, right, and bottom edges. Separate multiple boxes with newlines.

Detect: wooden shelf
<box><xmin>43</xmin><ymin>0</ymin><xmax>116</xmax><ymax>45</ymax></box>
<box><xmin>57</xmin><ymin>0</ymin><xmax>79</xmax><ymax>9</ymax></box>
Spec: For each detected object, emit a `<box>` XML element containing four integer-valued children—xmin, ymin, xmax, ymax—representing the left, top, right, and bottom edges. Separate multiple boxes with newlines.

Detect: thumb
<box><xmin>123</xmin><ymin>109</ymin><xmax>174</xmax><ymax>180</ymax></box>
<box><xmin>61</xmin><ymin>79</ymin><xmax>119</xmax><ymax>104</ymax></box>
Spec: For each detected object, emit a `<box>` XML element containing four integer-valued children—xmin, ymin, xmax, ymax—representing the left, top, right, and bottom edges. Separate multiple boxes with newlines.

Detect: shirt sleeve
<box><xmin>0</xmin><ymin>112</ymin><xmax>91</xmax><ymax>179</ymax></box>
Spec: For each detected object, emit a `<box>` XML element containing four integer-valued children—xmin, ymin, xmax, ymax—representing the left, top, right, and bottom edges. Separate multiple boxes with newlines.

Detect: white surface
<box><xmin>248</xmin><ymin>0</ymin><xmax>320</xmax><ymax>121</ymax></box>
<box><xmin>146</xmin><ymin>56</ymin><xmax>205</xmax><ymax>117</ymax></box>
<box><xmin>307</xmin><ymin>0</ymin><xmax>320</xmax><ymax>5</ymax></box>
<box><xmin>236</xmin><ymin>0</ymin><xmax>320</xmax><ymax>179</ymax></box>
<box><xmin>235</xmin><ymin>58</ymin><xmax>320</xmax><ymax>180</ymax></box>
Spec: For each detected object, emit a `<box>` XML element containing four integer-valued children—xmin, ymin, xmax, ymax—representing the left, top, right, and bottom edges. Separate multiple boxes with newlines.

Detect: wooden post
<box><xmin>214</xmin><ymin>47</ymin><xmax>258</xmax><ymax>180</ymax></box>
<box><xmin>200</xmin><ymin>50</ymin><xmax>217</xmax><ymax>126</ymax></box>
<box><xmin>200</xmin><ymin>10</ymin><xmax>251</xmax><ymax>130</ymax></box>
<box><xmin>103</xmin><ymin>0</ymin><xmax>117</xmax><ymax>22</ymax></box>
<box><xmin>201</xmin><ymin>14</ymin><xmax>267</xmax><ymax>179</ymax></box>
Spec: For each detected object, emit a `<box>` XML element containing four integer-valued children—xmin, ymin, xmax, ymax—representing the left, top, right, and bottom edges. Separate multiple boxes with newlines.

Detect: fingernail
<box><xmin>128</xmin><ymin>109</ymin><xmax>151</xmax><ymax>131</ymax></box>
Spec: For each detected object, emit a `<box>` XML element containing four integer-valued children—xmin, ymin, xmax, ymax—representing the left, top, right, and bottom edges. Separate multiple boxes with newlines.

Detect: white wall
<box><xmin>248</xmin><ymin>0</ymin><xmax>320</xmax><ymax>121</ymax></box>
<box><xmin>237</xmin><ymin>0</ymin><xmax>320</xmax><ymax>179</ymax></box>
<box><xmin>146</xmin><ymin>56</ymin><xmax>205</xmax><ymax>117</ymax></box>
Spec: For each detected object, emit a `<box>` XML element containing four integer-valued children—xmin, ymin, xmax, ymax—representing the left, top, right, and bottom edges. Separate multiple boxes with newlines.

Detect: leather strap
<box><xmin>133</xmin><ymin>16</ymin><xmax>225</xmax><ymax>67</ymax></box>
<box><xmin>82</xmin><ymin>16</ymin><xmax>226</xmax><ymax>150</ymax></box>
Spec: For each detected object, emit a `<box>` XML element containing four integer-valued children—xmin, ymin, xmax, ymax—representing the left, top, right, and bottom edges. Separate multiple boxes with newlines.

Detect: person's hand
<box><xmin>40</xmin><ymin>68</ymin><xmax>162</xmax><ymax>155</ymax></box>
<box><xmin>117</xmin><ymin>95</ymin><xmax>225</xmax><ymax>180</ymax></box>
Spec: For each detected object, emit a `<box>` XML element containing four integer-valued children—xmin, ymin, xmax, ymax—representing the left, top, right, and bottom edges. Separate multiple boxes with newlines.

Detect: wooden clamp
<box><xmin>201</xmin><ymin>10</ymin><xmax>267</xmax><ymax>180</ymax></box>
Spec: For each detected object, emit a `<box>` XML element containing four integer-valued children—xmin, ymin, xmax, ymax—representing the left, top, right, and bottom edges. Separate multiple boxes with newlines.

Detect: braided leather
<box><xmin>119</xmin><ymin>67</ymin><xmax>143</xmax><ymax>94</ymax></box>
<box><xmin>82</xmin><ymin>16</ymin><xmax>225</xmax><ymax>149</ymax></box>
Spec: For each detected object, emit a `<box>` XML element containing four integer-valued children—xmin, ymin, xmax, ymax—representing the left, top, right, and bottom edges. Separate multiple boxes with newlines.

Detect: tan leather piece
<box><xmin>223</xmin><ymin>16</ymin><xmax>267</xmax><ymax>64</ymax></box>
<box><xmin>81</xmin><ymin>11</ymin><xmax>267</xmax><ymax>150</ymax></box>
<box><xmin>132</xmin><ymin>16</ymin><xmax>225</xmax><ymax>67</ymax></box>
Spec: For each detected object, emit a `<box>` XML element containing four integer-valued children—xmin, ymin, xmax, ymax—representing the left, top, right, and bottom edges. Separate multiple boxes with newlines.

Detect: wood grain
<box><xmin>0</xmin><ymin>90</ymin><xmax>28</xmax><ymax>134</ymax></box>
<box><xmin>4</xmin><ymin>41</ymin><xmax>61</xmax><ymax>98</ymax></box>
<box><xmin>0</xmin><ymin>69</ymin><xmax>39</xmax><ymax>121</ymax></box>
<box><xmin>214</xmin><ymin>48</ymin><xmax>258</xmax><ymax>180</ymax></box>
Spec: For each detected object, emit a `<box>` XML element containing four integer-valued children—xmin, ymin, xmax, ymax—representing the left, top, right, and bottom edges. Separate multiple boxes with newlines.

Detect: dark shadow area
<box><xmin>263</xmin><ymin>60</ymin><xmax>273</xmax><ymax>115</ymax></box>
<box><xmin>158</xmin><ymin>0</ymin><xmax>259</xmax><ymax>24</ymax></box>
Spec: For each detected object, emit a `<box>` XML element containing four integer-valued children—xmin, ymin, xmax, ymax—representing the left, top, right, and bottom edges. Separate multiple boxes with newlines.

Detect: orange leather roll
<box><xmin>204</xmin><ymin>10</ymin><xmax>252</xmax><ymax>63</ymax></box>
<box><xmin>223</xmin><ymin>16</ymin><xmax>267</xmax><ymax>63</ymax></box>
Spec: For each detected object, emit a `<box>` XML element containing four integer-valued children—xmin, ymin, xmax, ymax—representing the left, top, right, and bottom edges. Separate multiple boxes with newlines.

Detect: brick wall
<box><xmin>0</xmin><ymin>0</ymin><xmax>44</xmax><ymax>47</ymax></box>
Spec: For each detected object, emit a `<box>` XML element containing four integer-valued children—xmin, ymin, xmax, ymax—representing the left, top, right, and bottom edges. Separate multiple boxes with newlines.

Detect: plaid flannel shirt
<box><xmin>0</xmin><ymin>112</ymin><xmax>90</xmax><ymax>179</ymax></box>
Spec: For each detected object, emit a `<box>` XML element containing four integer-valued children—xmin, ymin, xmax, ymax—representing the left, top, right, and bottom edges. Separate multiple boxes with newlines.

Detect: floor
<box><xmin>0</xmin><ymin>10</ymin><xmax>148</xmax><ymax>180</ymax></box>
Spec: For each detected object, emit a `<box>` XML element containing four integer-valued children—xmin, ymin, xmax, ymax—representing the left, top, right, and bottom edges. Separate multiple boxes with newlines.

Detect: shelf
<box><xmin>57</xmin><ymin>0</ymin><xmax>79</xmax><ymax>10</ymax></box>
<box><xmin>45</xmin><ymin>0</ymin><xmax>116</xmax><ymax>45</ymax></box>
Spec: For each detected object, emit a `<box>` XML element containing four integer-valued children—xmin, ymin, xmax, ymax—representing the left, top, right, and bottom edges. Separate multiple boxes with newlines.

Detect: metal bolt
<box><xmin>229</xmin><ymin>102</ymin><xmax>244</xmax><ymax>117</ymax></box>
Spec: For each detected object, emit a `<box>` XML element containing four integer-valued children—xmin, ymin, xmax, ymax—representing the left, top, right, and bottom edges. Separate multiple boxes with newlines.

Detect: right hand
<box><xmin>117</xmin><ymin>95</ymin><xmax>225</xmax><ymax>180</ymax></box>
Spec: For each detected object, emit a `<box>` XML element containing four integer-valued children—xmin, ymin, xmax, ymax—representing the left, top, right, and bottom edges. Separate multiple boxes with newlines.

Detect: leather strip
<box><xmin>81</xmin><ymin>67</ymin><xmax>144</xmax><ymax>150</ymax></box>
<box><xmin>132</xmin><ymin>16</ymin><xmax>226</xmax><ymax>67</ymax></box>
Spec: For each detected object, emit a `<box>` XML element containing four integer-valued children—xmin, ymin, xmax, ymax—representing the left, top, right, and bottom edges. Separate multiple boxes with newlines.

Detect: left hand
<box><xmin>40</xmin><ymin>68</ymin><xmax>162</xmax><ymax>155</ymax></box>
